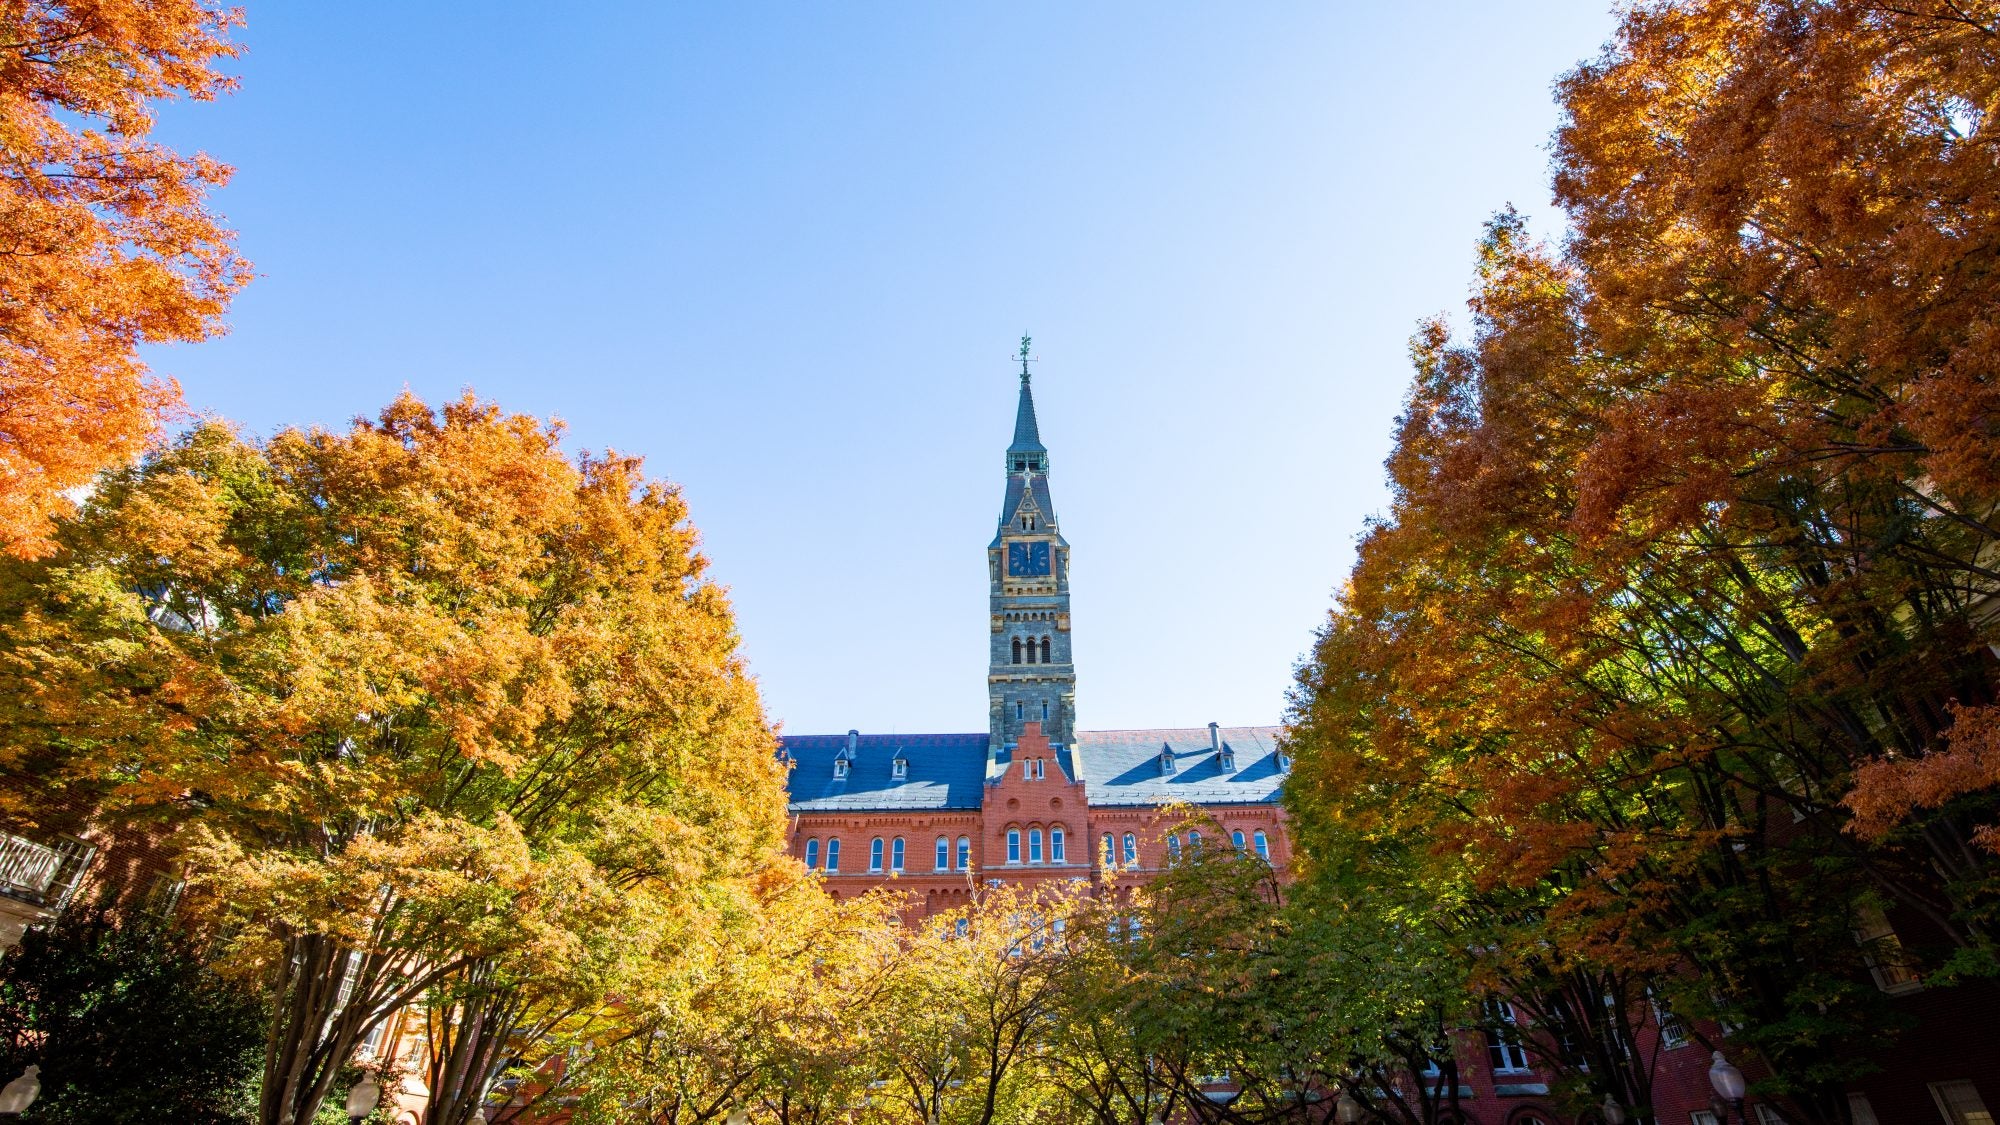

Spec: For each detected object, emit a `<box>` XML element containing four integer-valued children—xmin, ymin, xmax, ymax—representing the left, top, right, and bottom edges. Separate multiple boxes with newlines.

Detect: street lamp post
<box><xmin>1707</xmin><ymin>1051</ymin><xmax>1748</xmax><ymax>1125</ymax></box>
<box><xmin>345</xmin><ymin>1073</ymin><xmax>382</xmax><ymax>1125</ymax></box>
<box><xmin>1335</xmin><ymin>1088</ymin><xmax>1365</xmax><ymax>1124</ymax></box>
<box><xmin>0</xmin><ymin>1066</ymin><xmax>40</xmax><ymax>1119</ymax></box>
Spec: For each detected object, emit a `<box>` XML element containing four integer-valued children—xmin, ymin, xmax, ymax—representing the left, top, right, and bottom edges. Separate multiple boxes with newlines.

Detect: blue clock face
<box><xmin>1008</xmin><ymin>542</ymin><xmax>1052</xmax><ymax>577</ymax></box>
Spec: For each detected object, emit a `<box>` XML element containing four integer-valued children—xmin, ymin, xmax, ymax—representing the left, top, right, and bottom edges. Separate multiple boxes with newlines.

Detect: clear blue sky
<box><xmin>145</xmin><ymin>3</ymin><xmax>1621</xmax><ymax>737</ymax></box>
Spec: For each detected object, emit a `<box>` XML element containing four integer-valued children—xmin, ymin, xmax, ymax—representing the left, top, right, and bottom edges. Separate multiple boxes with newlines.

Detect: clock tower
<box><xmin>988</xmin><ymin>339</ymin><xmax>1075</xmax><ymax>758</ymax></box>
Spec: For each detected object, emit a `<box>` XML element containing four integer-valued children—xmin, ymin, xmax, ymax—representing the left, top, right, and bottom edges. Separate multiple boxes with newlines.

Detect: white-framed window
<box><xmin>1166</xmin><ymin>835</ymin><xmax>1182</xmax><ymax>866</ymax></box>
<box><xmin>1232</xmin><ymin>829</ymin><xmax>1246</xmax><ymax>851</ymax></box>
<box><xmin>1848</xmin><ymin>1094</ymin><xmax>1880</xmax><ymax>1125</ymax></box>
<box><xmin>891</xmin><ymin>757</ymin><xmax>908</xmax><ymax>780</ymax></box>
<box><xmin>824</xmin><ymin>838</ymin><xmax>840</xmax><ymax>872</ymax></box>
<box><xmin>1007</xmin><ymin>829</ymin><xmax>1021</xmax><ymax>864</ymax></box>
<box><xmin>1754</xmin><ymin>1106</ymin><xmax>1790</xmax><ymax>1125</ymax></box>
<box><xmin>1102</xmin><ymin>832</ymin><xmax>1115</xmax><ymax>866</ymax></box>
<box><xmin>1253</xmin><ymin>830</ymin><xmax>1270</xmax><ymax>860</ymax></box>
<box><xmin>957</xmin><ymin>836</ymin><xmax>971</xmax><ymax>870</ymax></box>
<box><xmin>891</xmin><ymin>837</ymin><xmax>905</xmax><ymax>873</ymax></box>
<box><xmin>832</xmin><ymin>758</ymin><xmax>849</xmax><ymax>779</ymax></box>
<box><xmin>1122</xmin><ymin>833</ymin><xmax>1138</xmax><ymax>865</ymax></box>
<box><xmin>1854</xmin><ymin>901</ymin><xmax>1922</xmax><ymax>994</ymax></box>
<box><xmin>1651</xmin><ymin>994</ymin><xmax>1688</xmax><ymax>1049</ymax></box>
<box><xmin>1483</xmin><ymin>999</ymin><xmax>1531</xmax><ymax>1073</ymax></box>
<box><xmin>1051</xmin><ymin>827</ymin><xmax>1066</xmax><ymax>863</ymax></box>
<box><xmin>1188</xmin><ymin>829</ymin><xmax>1202</xmax><ymax>853</ymax></box>
<box><xmin>804</xmin><ymin>838</ymin><xmax>819</xmax><ymax>869</ymax></box>
<box><xmin>936</xmin><ymin>836</ymin><xmax>950</xmax><ymax>871</ymax></box>
<box><xmin>1691</xmin><ymin>1112</ymin><xmax>1721</xmax><ymax>1125</ymax></box>
<box><xmin>1029</xmin><ymin>828</ymin><xmax>1044</xmax><ymax>864</ymax></box>
<box><xmin>1929</xmin><ymin>1080</ymin><xmax>1995</xmax><ymax>1125</ymax></box>
<box><xmin>869</xmin><ymin>837</ymin><xmax>884</xmax><ymax>872</ymax></box>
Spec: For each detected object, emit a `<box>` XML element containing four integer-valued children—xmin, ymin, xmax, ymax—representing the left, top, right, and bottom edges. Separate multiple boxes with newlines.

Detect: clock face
<box><xmin>1008</xmin><ymin>541</ymin><xmax>1052</xmax><ymax>577</ymax></box>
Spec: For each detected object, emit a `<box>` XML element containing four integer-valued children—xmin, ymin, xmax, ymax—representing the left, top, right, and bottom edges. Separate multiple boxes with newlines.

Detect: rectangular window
<box><xmin>1029</xmin><ymin>828</ymin><xmax>1043</xmax><ymax>864</ymax></box>
<box><xmin>1855</xmin><ymin>902</ymin><xmax>1922</xmax><ymax>994</ymax></box>
<box><xmin>1051</xmin><ymin>828</ymin><xmax>1066</xmax><ymax>863</ymax></box>
<box><xmin>1930</xmin><ymin>1080</ymin><xmax>1996</xmax><ymax>1125</ymax></box>
<box><xmin>1691</xmin><ymin>1113</ymin><xmax>1721</xmax><ymax>1125</ymax></box>
<box><xmin>1007</xmin><ymin>830</ymin><xmax>1021</xmax><ymax>864</ymax></box>
<box><xmin>1754</xmin><ymin>1106</ymin><xmax>1789</xmax><ymax>1125</ymax></box>
<box><xmin>1652</xmin><ymin>996</ymin><xmax>1688</xmax><ymax>1050</ymax></box>
<box><xmin>1484</xmin><ymin>999</ymin><xmax>1531</xmax><ymax>1073</ymax></box>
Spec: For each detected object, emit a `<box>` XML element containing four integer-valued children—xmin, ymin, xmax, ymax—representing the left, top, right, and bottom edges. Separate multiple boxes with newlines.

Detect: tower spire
<box><xmin>1009</xmin><ymin>335</ymin><xmax>1045</xmax><ymax>455</ymax></box>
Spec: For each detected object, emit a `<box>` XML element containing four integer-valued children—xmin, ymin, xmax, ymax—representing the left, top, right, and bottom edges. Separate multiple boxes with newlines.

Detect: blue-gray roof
<box><xmin>780</xmin><ymin>733</ymin><xmax>989</xmax><ymax>811</ymax></box>
<box><xmin>994</xmin><ymin>472</ymin><xmax>1059</xmax><ymax>539</ymax></box>
<box><xmin>1072</xmin><ymin>727</ymin><xmax>1287</xmax><ymax>807</ymax></box>
<box><xmin>1009</xmin><ymin>374</ymin><xmax>1045</xmax><ymax>453</ymax></box>
<box><xmin>780</xmin><ymin>727</ymin><xmax>1285</xmax><ymax>812</ymax></box>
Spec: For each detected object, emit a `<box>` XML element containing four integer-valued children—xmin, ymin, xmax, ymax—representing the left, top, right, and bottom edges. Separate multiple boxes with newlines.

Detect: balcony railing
<box><xmin>0</xmin><ymin>833</ymin><xmax>65</xmax><ymax>902</ymax></box>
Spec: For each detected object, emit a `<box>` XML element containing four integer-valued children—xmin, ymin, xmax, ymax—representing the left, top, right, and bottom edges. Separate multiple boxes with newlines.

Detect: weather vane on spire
<box><xmin>1017</xmin><ymin>335</ymin><xmax>1035</xmax><ymax>383</ymax></box>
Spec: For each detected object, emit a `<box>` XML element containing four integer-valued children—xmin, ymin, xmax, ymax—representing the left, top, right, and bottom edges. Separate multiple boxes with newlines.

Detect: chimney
<box><xmin>846</xmin><ymin>729</ymin><xmax>860</xmax><ymax>759</ymax></box>
<box><xmin>1208</xmin><ymin>722</ymin><xmax>1221</xmax><ymax>754</ymax></box>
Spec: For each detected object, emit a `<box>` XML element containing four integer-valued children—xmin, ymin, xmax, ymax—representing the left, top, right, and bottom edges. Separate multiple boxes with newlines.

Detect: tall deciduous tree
<box><xmin>0</xmin><ymin>0</ymin><xmax>251</xmax><ymax>558</ymax></box>
<box><xmin>0</xmin><ymin>393</ymin><xmax>787</xmax><ymax>1125</ymax></box>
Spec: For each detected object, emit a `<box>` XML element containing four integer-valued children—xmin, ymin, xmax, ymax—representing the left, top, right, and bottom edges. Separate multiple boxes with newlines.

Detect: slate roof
<box><xmin>994</xmin><ymin>472</ymin><xmax>1059</xmax><ymax>537</ymax></box>
<box><xmin>1009</xmin><ymin>375</ymin><xmax>1045</xmax><ymax>453</ymax></box>
<box><xmin>780</xmin><ymin>727</ymin><xmax>1287</xmax><ymax>813</ymax></box>
<box><xmin>1072</xmin><ymin>727</ymin><xmax>1288</xmax><ymax>807</ymax></box>
<box><xmin>780</xmin><ymin>733</ymin><xmax>989</xmax><ymax>811</ymax></box>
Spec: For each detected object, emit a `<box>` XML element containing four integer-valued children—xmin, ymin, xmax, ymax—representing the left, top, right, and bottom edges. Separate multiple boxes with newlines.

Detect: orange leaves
<box><xmin>0</xmin><ymin>0</ymin><xmax>250</xmax><ymax>558</ymax></box>
<box><xmin>1846</xmin><ymin>702</ymin><xmax>2000</xmax><ymax>849</ymax></box>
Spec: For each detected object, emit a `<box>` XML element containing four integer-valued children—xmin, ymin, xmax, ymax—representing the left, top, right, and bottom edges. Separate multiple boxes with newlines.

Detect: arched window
<box><xmin>1188</xmin><ymin>830</ymin><xmax>1202</xmax><ymax>853</ymax></box>
<box><xmin>957</xmin><ymin>836</ymin><xmax>971</xmax><ymax>870</ymax></box>
<box><xmin>1102</xmin><ymin>833</ymin><xmax>1115</xmax><ymax>866</ymax></box>
<box><xmin>1122</xmin><ymin>833</ymin><xmax>1137</xmax><ymax>865</ymax></box>
<box><xmin>936</xmin><ymin>836</ymin><xmax>950</xmax><ymax>871</ymax></box>
<box><xmin>1166</xmin><ymin>835</ymin><xmax>1182</xmax><ymax>865</ymax></box>
<box><xmin>1232</xmin><ymin>830</ymin><xmax>1246</xmax><ymax>852</ymax></box>
<box><xmin>1025</xmin><ymin>639</ymin><xmax>1037</xmax><ymax>664</ymax></box>
<box><xmin>1006</xmin><ymin>829</ymin><xmax>1021</xmax><ymax>864</ymax></box>
<box><xmin>825</xmin><ymin>838</ymin><xmax>841</xmax><ymax>873</ymax></box>
<box><xmin>1011</xmin><ymin>637</ymin><xmax>1022</xmax><ymax>664</ymax></box>
<box><xmin>891</xmin><ymin>837</ymin><xmax>905</xmax><ymax>872</ymax></box>
<box><xmin>869</xmin><ymin>837</ymin><xmax>884</xmax><ymax>873</ymax></box>
<box><xmin>1040</xmin><ymin>636</ymin><xmax>1051</xmax><ymax>662</ymax></box>
<box><xmin>1051</xmin><ymin>826</ymin><xmax>1066</xmax><ymax>863</ymax></box>
<box><xmin>804</xmin><ymin>838</ymin><xmax>819</xmax><ymax>869</ymax></box>
<box><xmin>1253</xmin><ymin>830</ymin><xmax>1270</xmax><ymax>861</ymax></box>
<box><xmin>1028</xmin><ymin>828</ymin><xmax>1044</xmax><ymax>864</ymax></box>
<box><xmin>1041</xmin><ymin>700</ymin><xmax>1049</xmax><ymax>723</ymax></box>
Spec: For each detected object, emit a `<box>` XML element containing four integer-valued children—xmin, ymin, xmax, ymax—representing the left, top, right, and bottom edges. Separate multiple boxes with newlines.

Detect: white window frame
<box><xmin>824</xmin><ymin>838</ymin><xmax>840</xmax><ymax>872</ymax></box>
<box><xmin>1253</xmin><ymin>830</ymin><xmax>1270</xmax><ymax>860</ymax></box>
<box><xmin>1122</xmin><ymin>833</ymin><xmax>1137</xmax><ymax>865</ymax></box>
<box><xmin>1006</xmin><ymin>829</ymin><xmax>1021</xmax><ymax>864</ymax></box>
<box><xmin>869</xmin><ymin>837</ymin><xmax>884</xmax><ymax>873</ymax></box>
<box><xmin>1484</xmin><ymin>999</ymin><xmax>1531</xmax><ymax>1074</ymax></box>
<box><xmin>890</xmin><ymin>837</ymin><xmax>904</xmax><ymax>873</ymax></box>
<box><xmin>1929</xmin><ymin>1079</ymin><xmax>1995</xmax><ymax>1125</ymax></box>
<box><xmin>935</xmin><ymin>836</ymin><xmax>949</xmax><ymax>871</ymax></box>
<box><xmin>804</xmin><ymin>838</ymin><xmax>819</xmax><ymax>869</ymax></box>
<box><xmin>957</xmin><ymin>836</ymin><xmax>971</xmax><ymax>870</ymax></box>
<box><xmin>1028</xmin><ymin>828</ymin><xmax>1044</xmax><ymax>864</ymax></box>
<box><xmin>1051</xmin><ymin>827</ymin><xmax>1066</xmax><ymax>864</ymax></box>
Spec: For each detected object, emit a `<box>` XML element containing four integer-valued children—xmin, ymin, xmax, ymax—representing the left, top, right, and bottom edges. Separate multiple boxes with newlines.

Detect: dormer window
<box><xmin>1276</xmin><ymin>751</ymin><xmax>1292</xmax><ymax>772</ymax></box>
<box><xmin>832</xmin><ymin>758</ymin><xmax>849</xmax><ymax>780</ymax></box>
<box><xmin>1160</xmin><ymin>746</ymin><xmax>1176</xmax><ymax>775</ymax></box>
<box><xmin>891</xmin><ymin>756</ymin><xmax>908</xmax><ymax>781</ymax></box>
<box><xmin>1217</xmin><ymin>746</ymin><xmax>1235</xmax><ymax>771</ymax></box>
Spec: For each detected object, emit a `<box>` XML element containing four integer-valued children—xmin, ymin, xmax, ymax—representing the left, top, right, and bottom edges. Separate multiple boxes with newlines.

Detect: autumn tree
<box><xmin>0</xmin><ymin>0</ymin><xmax>252</xmax><ymax>558</ymax></box>
<box><xmin>0</xmin><ymin>393</ymin><xmax>787</xmax><ymax>1125</ymax></box>
<box><xmin>1285</xmin><ymin>3</ymin><xmax>2000</xmax><ymax>1122</ymax></box>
